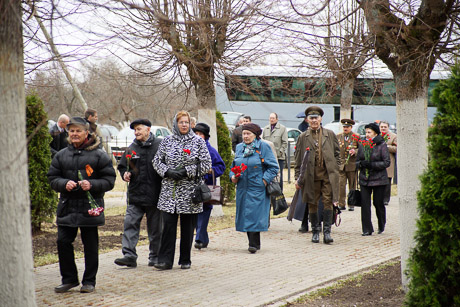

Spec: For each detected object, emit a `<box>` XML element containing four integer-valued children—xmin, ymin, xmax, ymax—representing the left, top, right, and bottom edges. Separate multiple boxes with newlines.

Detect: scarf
<box><xmin>243</xmin><ymin>142</ymin><xmax>256</xmax><ymax>157</ymax></box>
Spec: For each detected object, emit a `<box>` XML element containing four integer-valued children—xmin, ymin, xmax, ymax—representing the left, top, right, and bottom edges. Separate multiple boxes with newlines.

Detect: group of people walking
<box><xmin>46</xmin><ymin>106</ymin><xmax>396</xmax><ymax>294</ymax></box>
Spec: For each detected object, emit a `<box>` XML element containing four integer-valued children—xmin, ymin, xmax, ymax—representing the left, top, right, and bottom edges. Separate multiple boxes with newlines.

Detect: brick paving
<box><xmin>34</xmin><ymin>197</ymin><xmax>400</xmax><ymax>306</ymax></box>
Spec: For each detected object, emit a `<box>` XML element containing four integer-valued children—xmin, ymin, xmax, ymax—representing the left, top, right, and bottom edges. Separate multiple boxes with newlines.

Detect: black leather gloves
<box><xmin>165</xmin><ymin>168</ymin><xmax>188</xmax><ymax>180</ymax></box>
<box><xmin>360</xmin><ymin>160</ymin><xmax>371</xmax><ymax>169</ymax></box>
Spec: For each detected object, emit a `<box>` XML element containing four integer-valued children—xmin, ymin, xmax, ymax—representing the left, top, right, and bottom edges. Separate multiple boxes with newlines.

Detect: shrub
<box><xmin>216</xmin><ymin>111</ymin><xmax>235</xmax><ymax>202</ymax></box>
<box><xmin>26</xmin><ymin>93</ymin><xmax>57</xmax><ymax>233</ymax></box>
<box><xmin>405</xmin><ymin>65</ymin><xmax>460</xmax><ymax>306</ymax></box>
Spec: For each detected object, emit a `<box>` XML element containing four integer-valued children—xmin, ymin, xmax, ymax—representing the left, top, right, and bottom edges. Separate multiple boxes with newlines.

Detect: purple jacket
<box><xmin>203</xmin><ymin>140</ymin><xmax>226</xmax><ymax>185</ymax></box>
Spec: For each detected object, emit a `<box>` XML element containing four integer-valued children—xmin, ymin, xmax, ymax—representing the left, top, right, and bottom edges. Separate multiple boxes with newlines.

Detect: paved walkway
<box><xmin>34</xmin><ymin>197</ymin><xmax>400</xmax><ymax>306</ymax></box>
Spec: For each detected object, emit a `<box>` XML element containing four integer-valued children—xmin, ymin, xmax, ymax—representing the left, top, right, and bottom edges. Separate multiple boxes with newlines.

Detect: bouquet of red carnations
<box><xmin>359</xmin><ymin>139</ymin><xmax>374</xmax><ymax>178</ymax></box>
<box><xmin>231</xmin><ymin>163</ymin><xmax>248</xmax><ymax>178</ymax></box>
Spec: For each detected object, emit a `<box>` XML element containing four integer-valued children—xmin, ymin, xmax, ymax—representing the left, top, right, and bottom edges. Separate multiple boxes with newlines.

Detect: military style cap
<box><xmin>67</xmin><ymin>116</ymin><xmax>89</xmax><ymax>130</ymax></box>
<box><xmin>130</xmin><ymin>118</ymin><xmax>152</xmax><ymax>129</ymax></box>
<box><xmin>305</xmin><ymin>106</ymin><xmax>324</xmax><ymax>117</ymax></box>
<box><xmin>341</xmin><ymin>118</ymin><xmax>355</xmax><ymax>126</ymax></box>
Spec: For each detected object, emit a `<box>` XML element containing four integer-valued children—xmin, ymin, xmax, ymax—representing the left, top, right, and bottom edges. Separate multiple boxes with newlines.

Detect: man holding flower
<box><xmin>337</xmin><ymin>119</ymin><xmax>360</xmax><ymax>211</ymax></box>
<box><xmin>115</xmin><ymin>119</ymin><xmax>163</xmax><ymax>268</ymax></box>
<box><xmin>48</xmin><ymin>116</ymin><xmax>116</xmax><ymax>293</ymax></box>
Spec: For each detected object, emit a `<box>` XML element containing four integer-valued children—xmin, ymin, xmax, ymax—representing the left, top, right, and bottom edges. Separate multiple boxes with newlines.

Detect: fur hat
<box><xmin>242</xmin><ymin>123</ymin><xmax>262</xmax><ymax>139</ymax></box>
<box><xmin>365</xmin><ymin>122</ymin><xmax>380</xmax><ymax>135</ymax></box>
<box><xmin>192</xmin><ymin>122</ymin><xmax>211</xmax><ymax>140</ymax></box>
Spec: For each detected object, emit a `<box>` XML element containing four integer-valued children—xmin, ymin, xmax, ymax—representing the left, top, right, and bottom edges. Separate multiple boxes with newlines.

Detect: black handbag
<box><xmin>347</xmin><ymin>189</ymin><xmax>362</xmax><ymax>207</ymax></box>
<box><xmin>267</xmin><ymin>179</ymin><xmax>282</xmax><ymax>196</ymax></box>
<box><xmin>191</xmin><ymin>163</ymin><xmax>211</xmax><ymax>204</ymax></box>
<box><xmin>206</xmin><ymin>169</ymin><xmax>224</xmax><ymax>205</ymax></box>
<box><xmin>272</xmin><ymin>194</ymin><xmax>288</xmax><ymax>215</ymax></box>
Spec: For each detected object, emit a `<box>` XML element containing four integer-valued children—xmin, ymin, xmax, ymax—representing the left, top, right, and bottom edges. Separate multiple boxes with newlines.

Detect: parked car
<box><xmin>221</xmin><ymin>111</ymin><xmax>244</xmax><ymax>131</ymax></box>
<box><xmin>47</xmin><ymin>120</ymin><xmax>56</xmax><ymax>131</ymax></box>
<box><xmin>286</xmin><ymin>128</ymin><xmax>302</xmax><ymax>165</ymax></box>
<box><xmin>108</xmin><ymin>125</ymin><xmax>172</xmax><ymax>160</ymax></box>
<box><xmin>99</xmin><ymin>124</ymin><xmax>119</xmax><ymax>142</ymax></box>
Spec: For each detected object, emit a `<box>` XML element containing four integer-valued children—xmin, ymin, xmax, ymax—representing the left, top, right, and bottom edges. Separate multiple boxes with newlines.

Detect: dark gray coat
<box><xmin>356</xmin><ymin>135</ymin><xmax>391</xmax><ymax>187</ymax></box>
<box><xmin>47</xmin><ymin>135</ymin><xmax>116</xmax><ymax>227</ymax></box>
<box><xmin>117</xmin><ymin>133</ymin><xmax>162</xmax><ymax>206</ymax></box>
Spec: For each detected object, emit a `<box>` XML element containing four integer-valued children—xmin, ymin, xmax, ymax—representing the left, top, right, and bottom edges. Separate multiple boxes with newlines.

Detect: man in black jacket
<box><xmin>48</xmin><ymin>116</ymin><xmax>116</xmax><ymax>293</ymax></box>
<box><xmin>49</xmin><ymin>114</ymin><xmax>70</xmax><ymax>157</ymax></box>
<box><xmin>115</xmin><ymin>119</ymin><xmax>163</xmax><ymax>268</ymax></box>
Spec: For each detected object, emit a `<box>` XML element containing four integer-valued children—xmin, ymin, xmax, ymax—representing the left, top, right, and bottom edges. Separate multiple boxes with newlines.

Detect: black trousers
<box><xmin>246</xmin><ymin>232</ymin><xmax>260</xmax><ymax>249</ymax></box>
<box><xmin>158</xmin><ymin>211</ymin><xmax>197</xmax><ymax>266</ymax></box>
<box><xmin>360</xmin><ymin>185</ymin><xmax>386</xmax><ymax>234</ymax></box>
<box><xmin>383</xmin><ymin>177</ymin><xmax>392</xmax><ymax>204</ymax></box>
<box><xmin>57</xmin><ymin>226</ymin><xmax>99</xmax><ymax>286</ymax></box>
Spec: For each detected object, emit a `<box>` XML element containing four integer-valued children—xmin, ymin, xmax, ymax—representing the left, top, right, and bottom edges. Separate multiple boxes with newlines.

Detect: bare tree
<box><xmin>359</xmin><ymin>0</ymin><xmax>460</xmax><ymax>287</ymax></box>
<box><xmin>88</xmin><ymin>0</ymin><xmax>277</xmax><ymax>146</ymax></box>
<box><xmin>272</xmin><ymin>0</ymin><xmax>374</xmax><ymax>121</ymax></box>
<box><xmin>27</xmin><ymin>60</ymin><xmax>198</xmax><ymax>128</ymax></box>
<box><xmin>0</xmin><ymin>0</ymin><xmax>37</xmax><ymax>305</ymax></box>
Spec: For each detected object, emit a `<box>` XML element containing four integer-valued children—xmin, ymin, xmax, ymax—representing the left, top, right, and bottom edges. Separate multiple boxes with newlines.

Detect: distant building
<box><xmin>216</xmin><ymin>74</ymin><xmax>440</xmax><ymax>129</ymax></box>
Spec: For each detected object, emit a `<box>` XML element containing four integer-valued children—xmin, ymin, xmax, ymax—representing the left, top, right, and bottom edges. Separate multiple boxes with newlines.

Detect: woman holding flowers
<box><xmin>230</xmin><ymin>123</ymin><xmax>279</xmax><ymax>253</ymax></box>
<box><xmin>153</xmin><ymin>111</ymin><xmax>211</xmax><ymax>270</ymax></box>
<box><xmin>356</xmin><ymin>123</ymin><xmax>390</xmax><ymax>236</ymax></box>
<box><xmin>47</xmin><ymin>117</ymin><xmax>116</xmax><ymax>293</ymax></box>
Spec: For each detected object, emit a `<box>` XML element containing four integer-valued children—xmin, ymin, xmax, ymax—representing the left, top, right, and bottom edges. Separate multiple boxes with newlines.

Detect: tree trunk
<box><xmin>340</xmin><ymin>78</ymin><xmax>354</xmax><ymax>122</ymax></box>
<box><xmin>394</xmin><ymin>73</ymin><xmax>429</xmax><ymax>289</ymax></box>
<box><xmin>194</xmin><ymin>72</ymin><xmax>218</xmax><ymax>149</ymax></box>
<box><xmin>0</xmin><ymin>1</ymin><xmax>37</xmax><ymax>305</ymax></box>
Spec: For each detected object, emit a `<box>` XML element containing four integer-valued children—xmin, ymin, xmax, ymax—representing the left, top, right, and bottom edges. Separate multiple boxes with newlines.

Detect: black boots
<box><xmin>323</xmin><ymin>210</ymin><xmax>334</xmax><ymax>244</ymax></box>
<box><xmin>309</xmin><ymin>212</ymin><xmax>320</xmax><ymax>243</ymax></box>
<box><xmin>298</xmin><ymin>209</ymin><xmax>309</xmax><ymax>233</ymax></box>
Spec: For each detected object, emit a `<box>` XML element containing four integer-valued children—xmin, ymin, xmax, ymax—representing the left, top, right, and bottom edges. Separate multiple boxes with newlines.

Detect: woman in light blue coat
<box><xmin>230</xmin><ymin>123</ymin><xmax>279</xmax><ymax>253</ymax></box>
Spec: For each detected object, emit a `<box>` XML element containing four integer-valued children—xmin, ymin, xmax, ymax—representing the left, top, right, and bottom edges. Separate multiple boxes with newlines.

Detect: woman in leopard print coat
<box><xmin>152</xmin><ymin>111</ymin><xmax>212</xmax><ymax>270</ymax></box>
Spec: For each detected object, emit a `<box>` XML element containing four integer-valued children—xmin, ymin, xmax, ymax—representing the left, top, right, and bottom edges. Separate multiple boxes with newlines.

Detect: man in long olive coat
<box><xmin>294</xmin><ymin>106</ymin><xmax>341</xmax><ymax>244</ymax></box>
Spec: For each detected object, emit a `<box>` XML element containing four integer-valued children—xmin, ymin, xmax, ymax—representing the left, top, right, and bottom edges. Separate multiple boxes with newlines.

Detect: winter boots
<box><xmin>323</xmin><ymin>210</ymin><xmax>334</xmax><ymax>244</ymax></box>
<box><xmin>298</xmin><ymin>209</ymin><xmax>309</xmax><ymax>233</ymax></box>
<box><xmin>310</xmin><ymin>211</ymin><xmax>334</xmax><ymax>244</ymax></box>
<box><xmin>309</xmin><ymin>212</ymin><xmax>320</xmax><ymax>243</ymax></box>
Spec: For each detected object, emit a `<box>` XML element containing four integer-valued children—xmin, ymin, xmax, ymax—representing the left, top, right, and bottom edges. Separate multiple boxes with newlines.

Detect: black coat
<box><xmin>49</xmin><ymin>124</ymin><xmax>68</xmax><ymax>157</ymax></box>
<box><xmin>117</xmin><ymin>133</ymin><xmax>163</xmax><ymax>206</ymax></box>
<box><xmin>47</xmin><ymin>135</ymin><xmax>116</xmax><ymax>227</ymax></box>
<box><xmin>356</xmin><ymin>135</ymin><xmax>390</xmax><ymax>187</ymax></box>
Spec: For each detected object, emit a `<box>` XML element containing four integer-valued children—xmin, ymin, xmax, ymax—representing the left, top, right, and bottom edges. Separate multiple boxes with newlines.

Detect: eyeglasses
<box><xmin>178</xmin><ymin>121</ymin><xmax>189</xmax><ymax>125</ymax></box>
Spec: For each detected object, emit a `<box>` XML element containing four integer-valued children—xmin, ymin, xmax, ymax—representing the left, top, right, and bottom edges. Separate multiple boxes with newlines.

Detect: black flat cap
<box><xmin>341</xmin><ymin>119</ymin><xmax>355</xmax><ymax>126</ymax></box>
<box><xmin>67</xmin><ymin>116</ymin><xmax>89</xmax><ymax>130</ymax></box>
<box><xmin>193</xmin><ymin>122</ymin><xmax>211</xmax><ymax>140</ymax></box>
<box><xmin>305</xmin><ymin>106</ymin><xmax>324</xmax><ymax>117</ymax></box>
<box><xmin>130</xmin><ymin>119</ymin><xmax>152</xmax><ymax>129</ymax></box>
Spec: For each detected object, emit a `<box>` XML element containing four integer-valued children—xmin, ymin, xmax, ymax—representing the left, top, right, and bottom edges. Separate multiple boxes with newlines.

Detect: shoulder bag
<box><xmin>255</xmin><ymin>148</ymin><xmax>282</xmax><ymax>196</ymax></box>
<box><xmin>191</xmin><ymin>162</ymin><xmax>212</xmax><ymax>204</ymax></box>
<box><xmin>205</xmin><ymin>169</ymin><xmax>224</xmax><ymax>205</ymax></box>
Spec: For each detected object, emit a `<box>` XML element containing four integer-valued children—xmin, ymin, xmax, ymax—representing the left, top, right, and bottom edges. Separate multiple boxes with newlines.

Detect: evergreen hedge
<box><xmin>26</xmin><ymin>94</ymin><xmax>57</xmax><ymax>232</ymax></box>
<box><xmin>216</xmin><ymin>111</ymin><xmax>235</xmax><ymax>202</ymax></box>
<box><xmin>405</xmin><ymin>65</ymin><xmax>460</xmax><ymax>306</ymax></box>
